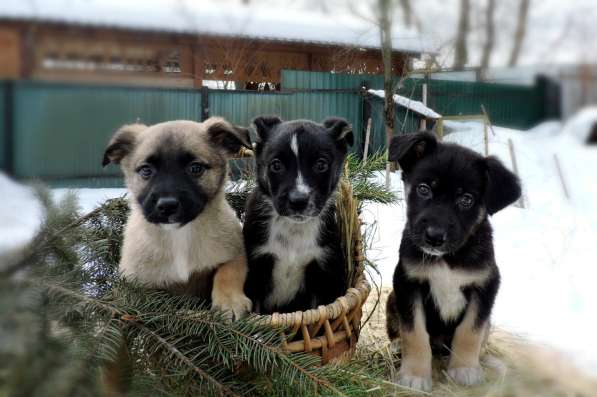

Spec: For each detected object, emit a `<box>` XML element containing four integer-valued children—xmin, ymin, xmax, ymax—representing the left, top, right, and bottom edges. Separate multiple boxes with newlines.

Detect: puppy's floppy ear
<box><xmin>102</xmin><ymin>123</ymin><xmax>147</xmax><ymax>167</ymax></box>
<box><xmin>205</xmin><ymin>117</ymin><xmax>252</xmax><ymax>155</ymax></box>
<box><xmin>252</xmin><ymin>116</ymin><xmax>282</xmax><ymax>143</ymax></box>
<box><xmin>323</xmin><ymin>117</ymin><xmax>353</xmax><ymax>146</ymax></box>
<box><xmin>483</xmin><ymin>156</ymin><xmax>522</xmax><ymax>215</ymax></box>
<box><xmin>388</xmin><ymin>131</ymin><xmax>437</xmax><ymax>173</ymax></box>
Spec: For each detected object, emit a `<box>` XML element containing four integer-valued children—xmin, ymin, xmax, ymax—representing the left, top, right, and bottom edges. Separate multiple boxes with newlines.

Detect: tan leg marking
<box><xmin>211</xmin><ymin>255</ymin><xmax>252</xmax><ymax>320</ymax></box>
<box><xmin>397</xmin><ymin>297</ymin><xmax>433</xmax><ymax>392</ymax></box>
<box><xmin>447</xmin><ymin>299</ymin><xmax>487</xmax><ymax>386</ymax></box>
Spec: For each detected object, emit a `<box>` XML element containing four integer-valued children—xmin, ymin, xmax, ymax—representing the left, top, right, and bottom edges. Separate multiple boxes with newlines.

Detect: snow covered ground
<box><xmin>1</xmin><ymin>112</ymin><xmax>596</xmax><ymax>374</ymax></box>
<box><xmin>0</xmin><ymin>174</ymin><xmax>43</xmax><ymax>267</ymax></box>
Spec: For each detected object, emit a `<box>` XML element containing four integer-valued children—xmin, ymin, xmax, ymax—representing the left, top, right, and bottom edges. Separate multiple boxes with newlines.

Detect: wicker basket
<box><xmin>263</xmin><ymin>236</ymin><xmax>370</xmax><ymax>364</ymax></box>
<box><xmin>237</xmin><ymin>147</ymin><xmax>371</xmax><ymax>364</ymax></box>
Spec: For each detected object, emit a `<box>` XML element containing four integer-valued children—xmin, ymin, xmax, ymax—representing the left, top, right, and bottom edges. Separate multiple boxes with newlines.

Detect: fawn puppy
<box><xmin>103</xmin><ymin>117</ymin><xmax>253</xmax><ymax>319</ymax></box>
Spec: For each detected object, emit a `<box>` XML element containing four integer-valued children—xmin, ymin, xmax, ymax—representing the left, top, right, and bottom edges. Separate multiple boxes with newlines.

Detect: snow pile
<box><xmin>0</xmin><ymin>173</ymin><xmax>43</xmax><ymax>266</ymax></box>
<box><xmin>364</xmin><ymin>117</ymin><xmax>597</xmax><ymax>374</ymax></box>
<box><xmin>53</xmin><ymin>188</ymin><xmax>126</xmax><ymax>214</ymax></box>
<box><xmin>368</xmin><ymin>89</ymin><xmax>442</xmax><ymax>119</ymax></box>
<box><xmin>560</xmin><ymin>106</ymin><xmax>597</xmax><ymax>144</ymax></box>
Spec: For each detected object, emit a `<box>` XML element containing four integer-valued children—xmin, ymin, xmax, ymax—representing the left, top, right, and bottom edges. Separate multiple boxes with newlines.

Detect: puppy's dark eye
<box><xmin>313</xmin><ymin>158</ymin><xmax>329</xmax><ymax>173</ymax></box>
<box><xmin>269</xmin><ymin>159</ymin><xmax>284</xmax><ymax>173</ymax></box>
<box><xmin>188</xmin><ymin>162</ymin><xmax>206</xmax><ymax>177</ymax></box>
<box><xmin>458</xmin><ymin>193</ymin><xmax>475</xmax><ymax>209</ymax></box>
<box><xmin>416</xmin><ymin>183</ymin><xmax>432</xmax><ymax>199</ymax></box>
<box><xmin>137</xmin><ymin>165</ymin><xmax>154</xmax><ymax>179</ymax></box>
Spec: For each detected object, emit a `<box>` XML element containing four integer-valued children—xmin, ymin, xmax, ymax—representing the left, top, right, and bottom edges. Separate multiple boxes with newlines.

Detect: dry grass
<box><xmin>355</xmin><ymin>287</ymin><xmax>597</xmax><ymax>397</ymax></box>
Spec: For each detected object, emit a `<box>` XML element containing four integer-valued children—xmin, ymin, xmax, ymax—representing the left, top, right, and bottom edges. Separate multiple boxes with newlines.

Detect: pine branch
<box><xmin>124</xmin><ymin>318</ymin><xmax>242</xmax><ymax>397</ymax></box>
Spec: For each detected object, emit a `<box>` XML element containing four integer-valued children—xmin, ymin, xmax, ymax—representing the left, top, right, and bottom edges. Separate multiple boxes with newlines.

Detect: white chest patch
<box><xmin>165</xmin><ymin>224</ymin><xmax>196</xmax><ymax>282</ymax></box>
<box><xmin>406</xmin><ymin>261</ymin><xmax>490</xmax><ymax>322</ymax></box>
<box><xmin>257</xmin><ymin>215</ymin><xmax>326</xmax><ymax>309</ymax></box>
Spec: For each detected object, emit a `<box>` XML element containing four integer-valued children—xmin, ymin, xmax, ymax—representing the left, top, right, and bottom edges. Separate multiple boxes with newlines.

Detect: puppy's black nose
<box><xmin>424</xmin><ymin>226</ymin><xmax>446</xmax><ymax>247</ymax></box>
<box><xmin>288</xmin><ymin>190</ymin><xmax>309</xmax><ymax>211</ymax></box>
<box><xmin>156</xmin><ymin>197</ymin><xmax>180</xmax><ymax>216</ymax></box>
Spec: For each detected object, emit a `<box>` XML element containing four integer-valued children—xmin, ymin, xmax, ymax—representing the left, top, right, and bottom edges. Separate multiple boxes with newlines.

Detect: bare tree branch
<box><xmin>378</xmin><ymin>0</ymin><xmax>396</xmax><ymax>138</ymax></box>
<box><xmin>508</xmin><ymin>0</ymin><xmax>530</xmax><ymax>66</ymax></box>
<box><xmin>453</xmin><ymin>0</ymin><xmax>471</xmax><ymax>70</ymax></box>
<box><xmin>479</xmin><ymin>0</ymin><xmax>496</xmax><ymax>79</ymax></box>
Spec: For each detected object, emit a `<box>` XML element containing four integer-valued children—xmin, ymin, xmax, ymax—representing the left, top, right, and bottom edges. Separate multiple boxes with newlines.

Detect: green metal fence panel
<box><xmin>282</xmin><ymin>71</ymin><xmax>546</xmax><ymax>130</ymax></box>
<box><xmin>209</xmin><ymin>89</ymin><xmax>364</xmax><ymax>154</ymax></box>
<box><xmin>282</xmin><ymin>70</ymin><xmax>386</xmax><ymax>90</ymax></box>
<box><xmin>4</xmin><ymin>72</ymin><xmax>548</xmax><ymax>187</ymax></box>
<box><xmin>366</xmin><ymin>96</ymin><xmax>423</xmax><ymax>155</ymax></box>
<box><xmin>0</xmin><ymin>82</ymin><xmax>5</xmax><ymax>170</ymax></box>
<box><xmin>12</xmin><ymin>81</ymin><xmax>202</xmax><ymax>186</ymax></box>
<box><xmin>414</xmin><ymin>79</ymin><xmax>545</xmax><ymax>129</ymax></box>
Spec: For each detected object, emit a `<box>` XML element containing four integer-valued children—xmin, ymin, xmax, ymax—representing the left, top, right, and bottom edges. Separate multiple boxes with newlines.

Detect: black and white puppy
<box><xmin>385</xmin><ymin>132</ymin><xmax>521</xmax><ymax>391</ymax></box>
<box><xmin>243</xmin><ymin>117</ymin><xmax>353</xmax><ymax>314</ymax></box>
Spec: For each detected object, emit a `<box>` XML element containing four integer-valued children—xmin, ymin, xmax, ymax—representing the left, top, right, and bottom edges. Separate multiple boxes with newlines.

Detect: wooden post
<box><xmin>420</xmin><ymin>83</ymin><xmax>428</xmax><ymax>130</ymax></box>
<box><xmin>200</xmin><ymin>86</ymin><xmax>209</xmax><ymax>121</ymax></box>
<box><xmin>508</xmin><ymin>139</ymin><xmax>525</xmax><ymax>208</ymax></box>
<box><xmin>385</xmin><ymin>161</ymin><xmax>391</xmax><ymax>188</ymax></box>
<box><xmin>483</xmin><ymin>118</ymin><xmax>489</xmax><ymax>156</ymax></box>
<box><xmin>480</xmin><ymin>104</ymin><xmax>496</xmax><ymax>136</ymax></box>
<box><xmin>363</xmin><ymin>118</ymin><xmax>372</xmax><ymax>162</ymax></box>
<box><xmin>3</xmin><ymin>81</ymin><xmax>14</xmax><ymax>176</ymax></box>
<box><xmin>192</xmin><ymin>46</ymin><xmax>204</xmax><ymax>89</ymax></box>
<box><xmin>436</xmin><ymin>118</ymin><xmax>444</xmax><ymax>140</ymax></box>
<box><xmin>553</xmin><ymin>154</ymin><xmax>570</xmax><ymax>200</ymax></box>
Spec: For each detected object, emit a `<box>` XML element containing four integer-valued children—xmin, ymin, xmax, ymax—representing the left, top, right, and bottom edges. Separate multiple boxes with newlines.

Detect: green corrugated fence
<box><xmin>8</xmin><ymin>81</ymin><xmax>203</xmax><ymax>187</ymax></box>
<box><xmin>0</xmin><ymin>82</ymin><xmax>6</xmax><ymax>171</ymax></box>
<box><xmin>0</xmin><ymin>71</ymin><xmax>549</xmax><ymax>186</ymax></box>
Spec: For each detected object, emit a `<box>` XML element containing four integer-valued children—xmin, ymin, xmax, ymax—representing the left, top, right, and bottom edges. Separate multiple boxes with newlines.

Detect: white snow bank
<box><xmin>368</xmin><ymin>89</ymin><xmax>442</xmax><ymax>119</ymax></box>
<box><xmin>53</xmin><ymin>188</ymin><xmax>127</xmax><ymax>214</ymax></box>
<box><xmin>561</xmin><ymin>106</ymin><xmax>597</xmax><ymax>143</ymax></box>
<box><xmin>0</xmin><ymin>173</ymin><xmax>43</xmax><ymax>265</ymax></box>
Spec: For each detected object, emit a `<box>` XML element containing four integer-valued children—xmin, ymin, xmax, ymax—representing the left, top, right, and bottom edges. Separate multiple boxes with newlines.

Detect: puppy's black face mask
<box><xmin>136</xmin><ymin>147</ymin><xmax>208</xmax><ymax>226</ymax></box>
<box><xmin>103</xmin><ymin>119</ymin><xmax>252</xmax><ymax>228</ymax></box>
<box><xmin>252</xmin><ymin>117</ymin><xmax>353</xmax><ymax>221</ymax></box>
<box><xmin>389</xmin><ymin>132</ymin><xmax>521</xmax><ymax>256</ymax></box>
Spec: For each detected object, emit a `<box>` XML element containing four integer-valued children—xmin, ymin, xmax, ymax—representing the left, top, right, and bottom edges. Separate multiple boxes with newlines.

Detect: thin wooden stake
<box><xmin>480</xmin><ymin>104</ymin><xmax>496</xmax><ymax>136</ymax></box>
<box><xmin>483</xmin><ymin>118</ymin><xmax>489</xmax><ymax>156</ymax></box>
<box><xmin>363</xmin><ymin>118</ymin><xmax>372</xmax><ymax>162</ymax></box>
<box><xmin>385</xmin><ymin>161</ymin><xmax>391</xmax><ymax>189</ymax></box>
<box><xmin>420</xmin><ymin>83</ymin><xmax>428</xmax><ymax>130</ymax></box>
<box><xmin>508</xmin><ymin>138</ymin><xmax>525</xmax><ymax>208</ymax></box>
<box><xmin>553</xmin><ymin>153</ymin><xmax>570</xmax><ymax>200</ymax></box>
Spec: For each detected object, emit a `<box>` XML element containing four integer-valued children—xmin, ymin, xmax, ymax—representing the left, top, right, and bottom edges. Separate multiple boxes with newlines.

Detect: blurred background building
<box><xmin>0</xmin><ymin>1</ymin><xmax>430</xmax><ymax>89</ymax></box>
<box><xmin>0</xmin><ymin>0</ymin><xmax>595</xmax><ymax>186</ymax></box>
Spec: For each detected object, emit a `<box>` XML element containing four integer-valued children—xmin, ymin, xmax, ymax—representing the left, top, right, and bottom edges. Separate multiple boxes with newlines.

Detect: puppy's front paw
<box><xmin>447</xmin><ymin>366</ymin><xmax>484</xmax><ymax>386</ymax></box>
<box><xmin>395</xmin><ymin>372</ymin><xmax>432</xmax><ymax>393</ymax></box>
<box><xmin>212</xmin><ymin>291</ymin><xmax>252</xmax><ymax>321</ymax></box>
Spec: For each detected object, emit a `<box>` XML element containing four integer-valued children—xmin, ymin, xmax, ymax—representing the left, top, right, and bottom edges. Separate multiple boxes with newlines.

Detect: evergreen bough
<box><xmin>0</xmin><ymin>160</ymin><xmax>396</xmax><ymax>397</ymax></box>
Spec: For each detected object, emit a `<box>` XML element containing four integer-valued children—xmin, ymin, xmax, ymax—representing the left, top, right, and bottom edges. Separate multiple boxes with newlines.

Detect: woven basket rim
<box><xmin>260</xmin><ymin>275</ymin><xmax>370</xmax><ymax>328</ymax></box>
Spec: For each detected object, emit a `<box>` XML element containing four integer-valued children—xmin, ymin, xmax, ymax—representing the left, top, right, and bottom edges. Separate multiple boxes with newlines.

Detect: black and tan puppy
<box><xmin>243</xmin><ymin>117</ymin><xmax>352</xmax><ymax>314</ymax></box>
<box><xmin>386</xmin><ymin>132</ymin><xmax>521</xmax><ymax>391</ymax></box>
<box><xmin>103</xmin><ymin>117</ymin><xmax>252</xmax><ymax>318</ymax></box>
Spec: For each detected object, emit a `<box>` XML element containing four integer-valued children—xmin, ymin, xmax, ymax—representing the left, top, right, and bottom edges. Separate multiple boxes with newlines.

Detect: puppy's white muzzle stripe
<box><xmin>290</xmin><ymin>133</ymin><xmax>311</xmax><ymax>194</ymax></box>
